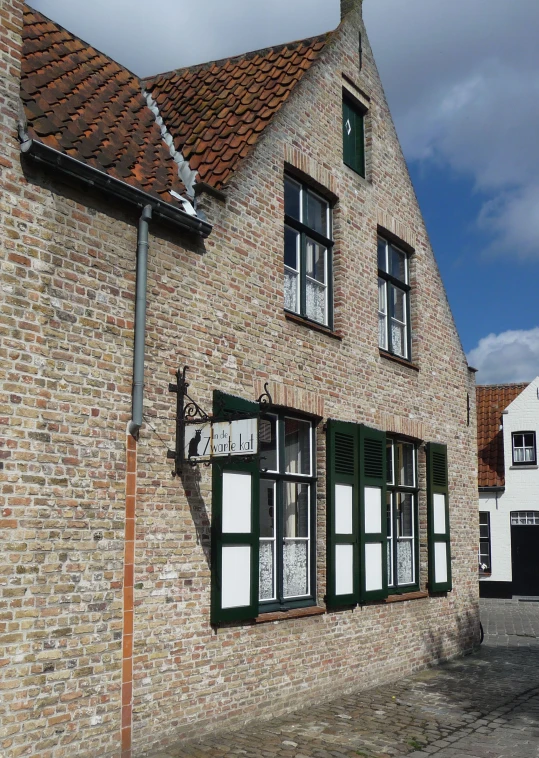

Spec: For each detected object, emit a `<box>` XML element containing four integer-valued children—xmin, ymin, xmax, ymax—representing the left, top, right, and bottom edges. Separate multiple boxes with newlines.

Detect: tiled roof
<box><xmin>143</xmin><ymin>35</ymin><xmax>329</xmax><ymax>190</ymax></box>
<box><xmin>21</xmin><ymin>6</ymin><xmax>186</xmax><ymax>202</ymax></box>
<box><xmin>20</xmin><ymin>7</ymin><xmax>330</xmax><ymax>200</ymax></box>
<box><xmin>477</xmin><ymin>383</ymin><xmax>528</xmax><ymax>488</ymax></box>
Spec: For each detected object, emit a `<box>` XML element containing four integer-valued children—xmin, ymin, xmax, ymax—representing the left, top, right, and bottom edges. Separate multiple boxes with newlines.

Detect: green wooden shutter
<box><xmin>211</xmin><ymin>391</ymin><xmax>260</xmax><ymax>624</ymax></box>
<box><xmin>359</xmin><ymin>425</ymin><xmax>388</xmax><ymax>602</ymax></box>
<box><xmin>426</xmin><ymin>442</ymin><xmax>452</xmax><ymax>593</ymax></box>
<box><xmin>326</xmin><ymin>420</ymin><xmax>360</xmax><ymax>607</ymax></box>
<box><xmin>343</xmin><ymin>98</ymin><xmax>365</xmax><ymax>177</ymax></box>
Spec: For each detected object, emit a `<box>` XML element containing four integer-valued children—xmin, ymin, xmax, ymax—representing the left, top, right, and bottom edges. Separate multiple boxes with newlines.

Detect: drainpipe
<box><xmin>129</xmin><ymin>204</ymin><xmax>153</xmax><ymax>438</ymax></box>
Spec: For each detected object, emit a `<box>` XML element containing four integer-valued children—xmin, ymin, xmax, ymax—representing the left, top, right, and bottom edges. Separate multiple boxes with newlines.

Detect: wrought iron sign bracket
<box><xmin>167</xmin><ymin>367</ymin><xmax>273</xmax><ymax>476</ymax></box>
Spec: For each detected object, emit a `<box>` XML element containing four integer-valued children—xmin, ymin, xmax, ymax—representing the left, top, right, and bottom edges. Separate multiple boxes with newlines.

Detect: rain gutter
<box><xmin>20</xmin><ymin>138</ymin><xmax>212</xmax><ymax>238</ymax></box>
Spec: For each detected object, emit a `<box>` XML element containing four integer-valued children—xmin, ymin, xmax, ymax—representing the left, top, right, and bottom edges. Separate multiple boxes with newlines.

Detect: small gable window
<box><xmin>343</xmin><ymin>96</ymin><xmax>365</xmax><ymax>177</ymax></box>
<box><xmin>512</xmin><ymin>432</ymin><xmax>537</xmax><ymax>465</ymax></box>
<box><xmin>284</xmin><ymin>175</ymin><xmax>333</xmax><ymax>328</ymax></box>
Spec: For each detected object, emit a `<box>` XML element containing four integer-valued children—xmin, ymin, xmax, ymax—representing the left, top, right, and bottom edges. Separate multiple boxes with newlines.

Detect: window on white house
<box><xmin>479</xmin><ymin>512</ymin><xmax>491</xmax><ymax>573</ymax></box>
<box><xmin>512</xmin><ymin>432</ymin><xmax>537</xmax><ymax>465</ymax></box>
<box><xmin>284</xmin><ymin>176</ymin><xmax>333</xmax><ymax>327</ymax></box>
<box><xmin>386</xmin><ymin>439</ymin><xmax>418</xmax><ymax>590</ymax></box>
<box><xmin>378</xmin><ymin>237</ymin><xmax>411</xmax><ymax>360</ymax></box>
<box><xmin>259</xmin><ymin>414</ymin><xmax>316</xmax><ymax>610</ymax></box>
<box><xmin>511</xmin><ymin>511</ymin><xmax>539</xmax><ymax>525</ymax></box>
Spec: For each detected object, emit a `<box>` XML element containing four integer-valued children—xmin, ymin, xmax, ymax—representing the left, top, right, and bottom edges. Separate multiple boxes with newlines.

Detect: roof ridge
<box><xmin>477</xmin><ymin>382</ymin><xmax>529</xmax><ymax>389</ymax></box>
<box><xmin>142</xmin><ymin>31</ymin><xmax>331</xmax><ymax>84</ymax></box>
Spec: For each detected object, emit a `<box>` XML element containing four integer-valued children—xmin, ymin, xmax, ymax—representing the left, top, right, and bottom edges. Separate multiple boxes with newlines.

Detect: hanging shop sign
<box><xmin>166</xmin><ymin>366</ymin><xmax>271</xmax><ymax>475</ymax></box>
<box><xmin>184</xmin><ymin>417</ymin><xmax>258</xmax><ymax>462</ymax></box>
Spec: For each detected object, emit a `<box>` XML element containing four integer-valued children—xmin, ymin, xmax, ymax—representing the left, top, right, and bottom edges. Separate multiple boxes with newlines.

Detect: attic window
<box><xmin>343</xmin><ymin>96</ymin><xmax>365</xmax><ymax>177</ymax></box>
<box><xmin>512</xmin><ymin>432</ymin><xmax>537</xmax><ymax>465</ymax></box>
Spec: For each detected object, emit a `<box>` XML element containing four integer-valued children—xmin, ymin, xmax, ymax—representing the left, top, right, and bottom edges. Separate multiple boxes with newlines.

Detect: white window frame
<box><xmin>378</xmin><ymin>237</ymin><xmax>411</xmax><ymax>360</ymax></box>
<box><xmin>258</xmin><ymin>413</ymin><xmax>316</xmax><ymax>612</ymax></box>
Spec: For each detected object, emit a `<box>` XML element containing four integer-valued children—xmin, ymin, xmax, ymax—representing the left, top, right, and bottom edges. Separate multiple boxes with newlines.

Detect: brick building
<box><xmin>477</xmin><ymin>379</ymin><xmax>539</xmax><ymax>597</ymax></box>
<box><xmin>0</xmin><ymin>1</ymin><xmax>479</xmax><ymax>756</ymax></box>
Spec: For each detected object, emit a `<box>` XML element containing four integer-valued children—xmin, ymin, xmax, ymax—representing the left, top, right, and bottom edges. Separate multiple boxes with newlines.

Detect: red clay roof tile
<box><xmin>477</xmin><ymin>383</ymin><xmax>528</xmax><ymax>488</ymax></box>
<box><xmin>21</xmin><ymin>6</ymin><xmax>186</xmax><ymax>201</ymax></box>
<box><xmin>143</xmin><ymin>34</ymin><xmax>329</xmax><ymax>190</ymax></box>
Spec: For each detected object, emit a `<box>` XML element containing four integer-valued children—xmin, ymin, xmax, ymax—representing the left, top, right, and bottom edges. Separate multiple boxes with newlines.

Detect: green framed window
<box><xmin>259</xmin><ymin>413</ymin><xmax>316</xmax><ymax>612</ymax></box>
<box><xmin>386</xmin><ymin>439</ymin><xmax>419</xmax><ymax>593</ymax></box>
<box><xmin>211</xmin><ymin>393</ymin><xmax>317</xmax><ymax>624</ymax></box>
<box><xmin>326</xmin><ymin>420</ymin><xmax>388</xmax><ymax>607</ymax></box>
<box><xmin>426</xmin><ymin>442</ymin><xmax>452</xmax><ymax>593</ymax></box>
<box><xmin>343</xmin><ymin>96</ymin><xmax>365</xmax><ymax>177</ymax></box>
<box><xmin>284</xmin><ymin>175</ymin><xmax>333</xmax><ymax>328</ymax></box>
<box><xmin>378</xmin><ymin>237</ymin><xmax>411</xmax><ymax>360</ymax></box>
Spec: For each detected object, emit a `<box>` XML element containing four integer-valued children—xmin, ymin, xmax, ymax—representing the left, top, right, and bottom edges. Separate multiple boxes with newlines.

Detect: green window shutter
<box><xmin>359</xmin><ymin>425</ymin><xmax>388</xmax><ymax>602</ymax></box>
<box><xmin>343</xmin><ymin>98</ymin><xmax>365</xmax><ymax>177</ymax></box>
<box><xmin>426</xmin><ymin>442</ymin><xmax>452</xmax><ymax>593</ymax></box>
<box><xmin>211</xmin><ymin>391</ymin><xmax>260</xmax><ymax>624</ymax></box>
<box><xmin>326</xmin><ymin>420</ymin><xmax>360</xmax><ymax>607</ymax></box>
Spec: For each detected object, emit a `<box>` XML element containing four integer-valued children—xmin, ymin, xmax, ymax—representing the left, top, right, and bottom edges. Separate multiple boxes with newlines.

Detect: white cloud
<box><xmin>467</xmin><ymin>329</ymin><xmax>539</xmax><ymax>385</ymax></box>
<box><xmin>364</xmin><ymin>0</ymin><xmax>539</xmax><ymax>260</ymax></box>
<box><xmin>28</xmin><ymin>0</ymin><xmax>340</xmax><ymax>75</ymax></box>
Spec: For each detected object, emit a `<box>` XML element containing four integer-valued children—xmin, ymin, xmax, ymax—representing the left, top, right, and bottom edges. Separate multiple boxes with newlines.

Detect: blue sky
<box><xmin>28</xmin><ymin>0</ymin><xmax>539</xmax><ymax>384</ymax></box>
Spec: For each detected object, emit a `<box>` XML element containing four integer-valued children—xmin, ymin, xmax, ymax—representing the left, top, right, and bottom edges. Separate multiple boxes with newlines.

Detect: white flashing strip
<box><xmin>142</xmin><ymin>88</ymin><xmax>197</xmax><ymax>200</ymax></box>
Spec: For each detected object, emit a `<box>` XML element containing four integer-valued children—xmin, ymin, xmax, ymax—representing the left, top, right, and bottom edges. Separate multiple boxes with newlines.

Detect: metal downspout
<box><xmin>129</xmin><ymin>204</ymin><xmax>153</xmax><ymax>438</ymax></box>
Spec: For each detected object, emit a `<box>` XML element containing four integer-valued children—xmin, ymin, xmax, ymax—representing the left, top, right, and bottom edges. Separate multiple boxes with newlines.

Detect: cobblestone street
<box><xmin>146</xmin><ymin>600</ymin><xmax>539</xmax><ymax>758</ymax></box>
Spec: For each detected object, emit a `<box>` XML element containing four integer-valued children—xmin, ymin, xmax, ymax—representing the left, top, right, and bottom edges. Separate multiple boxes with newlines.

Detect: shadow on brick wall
<box><xmin>181</xmin><ymin>465</ymin><xmax>211</xmax><ymax>568</ymax></box>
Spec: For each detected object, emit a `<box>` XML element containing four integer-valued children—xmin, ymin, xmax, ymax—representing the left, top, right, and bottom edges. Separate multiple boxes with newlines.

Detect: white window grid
<box><xmin>511</xmin><ymin>511</ymin><xmax>539</xmax><ymax>526</ymax></box>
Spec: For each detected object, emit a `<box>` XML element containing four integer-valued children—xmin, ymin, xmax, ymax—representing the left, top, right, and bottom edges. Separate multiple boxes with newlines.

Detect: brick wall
<box><xmin>0</xmin><ymin>5</ymin><xmax>479</xmax><ymax>758</ymax></box>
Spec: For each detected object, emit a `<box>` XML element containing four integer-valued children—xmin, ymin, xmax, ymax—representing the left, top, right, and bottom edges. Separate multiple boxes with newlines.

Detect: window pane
<box><xmin>524</xmin><ymin>434</ymin><xmax>535</xmax><ymax>448</ymax></box>
<box><xmin>398</xmin><ymin>493</ymin><xmax>413</xmax><ymax>537</ymax></box>
<box><xmin>259</xmin><ymin>542</ymin><xmax>275</xmax><ymax>601</ymax></box>
<box><xmin>479</xmin><ymin>524</ymin><xmax>489</xmax><ymax>539</ymax></box>
<box><xmin>284</xmin><ymin>268</ymin><xmax>299</xmax><ymax>313</ymax></box>
<box><xmin>306</xmin><ymin>239</ymin><xmax>326</xmax><ymax>283</ymax></box>
<box><xmin>378</xmin><ymin>278</ymin><xmax>387</xmax><ymax>314</ymax></box>
<box><xmin>514</xmin><ymin>447</ymin><xmax>524</xmax><ymax>463</ymax></box>
<box><xmin>305</xmin><ymin>191</ymin><xmax>328</xmax><ymax>236</ymax></box>
<box><xmin>392</xmin><ymin>286</ymin><xmax>406</xmax><ymax>322</ymax></box>
<box><xmin>284</xmin><ymin>177</ymin><xmax>301</xmax><ymax>220</ymax></box>
<box><xmin>397</xmin><ymin>540</ymin><xmax>413</xmax><ymax>585</ymax></box>
<box><xmin>525</xmin><ymin>447</ymin><xmax>535</xmax><ymax>462</ymax></box>
<box><xmin>284</xmin><ymin>482</ymin><xmax>309</xmax><ymax>538</ymax></box>
<box><xmin>396</xmin><ymin>442</ymin><xmax>414</xmax><ymax>486</ymax></box>
<box><xmin>259</xmin><ymin>480</ymin><xmax>275</xmax><ymax>602</ymax></box>
<box><xmin>390</xmin><ymin>319</ymin><xmax>406</xmax><ymax>357</ymax></box>
<box><xmin>386</xmin><ymin>442</ymin><xmax>394</xmax><ymax>484</ymax></box>
<box><xmin>283</xmin><ymin>541</ymin><xmax>308</xmax><ymax>597</ymax></box>
<box><xmin>379</xmin><ymin>314</ymin><xmax>387</xmax><ymax>350</ymax></box>
<box><xmin>390</xmin><ymin>244</ymin><xmax>407</xmax><ymax>283</ymax></box>
<box><xmin>260</xmin><ymin>480</ymin><xmax>275</xmax><ymax>538</ymax></box>
<box><xmin>378</xmin><ymin>238</ymin><xmax>387</xmax><ymax>272</ymax></box>
<box><xmin>285</xmin><ymin>418</ymin><xmax>311</xmax><ymax>475</ymax></box>
<box><xmin>259</xmin><ymin>416</ymin><xmax>278</xmax><ymax>472</ymax></box>
<box><xmin>306</xmin><ymin>278</ymin><xmax>327</xmax><ymax>324</ymax></box>
<box><xmin>284</xmin><ymin>227</ymin><xmax>299</xmax><ymax>270</ymax></box>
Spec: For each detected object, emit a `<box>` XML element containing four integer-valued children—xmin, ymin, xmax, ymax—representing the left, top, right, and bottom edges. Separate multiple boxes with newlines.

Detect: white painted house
<box><xmin>478</xmin><ymin>378</ymin><xmax>539</xmax><ymax>597</ymax></box>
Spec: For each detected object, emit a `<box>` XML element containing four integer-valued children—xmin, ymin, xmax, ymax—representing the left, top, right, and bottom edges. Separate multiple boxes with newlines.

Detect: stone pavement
<box><xmin>146</xmin><ymin>599</ymin><xmax>539</xmax><ymax>758</ymax></box>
